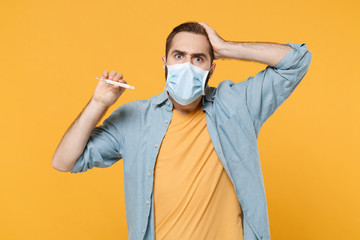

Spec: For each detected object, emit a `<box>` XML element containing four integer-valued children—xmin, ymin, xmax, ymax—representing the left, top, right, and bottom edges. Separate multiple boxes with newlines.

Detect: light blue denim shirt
<box><xmin>71</xmin><ymin>43</ymin><xmax>312</xmax><ymax>240</ymax></box>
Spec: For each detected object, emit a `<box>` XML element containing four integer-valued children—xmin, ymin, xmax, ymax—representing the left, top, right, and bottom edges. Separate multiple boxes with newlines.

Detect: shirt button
<box><xmin>148</xmin><ymin>172</ymin><xmax>152</xmax><ymax>176</ymax></box>
<box><xmin>167</xmin><ymin>102</ymin><xmax>170</xmax><ymax>106</ymax></box>
<box><xmin>165</xmin><ymin>120</ymin><xmax>169</xmax><ymax>124</ymax></box>
<box><xmin>154</xmin><ymin>144</ymin><xmax>158</xmax><ymax>148</ymax></box>
<box><xmin>146</xmin><ymin>201</ymin><xmax>150</xmax><ymax>205</ymax></box>
<box><xmin>142</xmin><ymin>228</ymin><xmax>145</xmax><ymax>233</ymax></box>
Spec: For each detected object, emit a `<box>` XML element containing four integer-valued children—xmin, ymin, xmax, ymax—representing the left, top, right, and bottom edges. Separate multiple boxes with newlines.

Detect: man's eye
<box><xmin>195</xmin><ymin>57</ymin><xmax>202</xmax><ymax>62</ymax></box>
<box><xmin>175</xmin><ymin>54</ymin><xmax>182</xmax><ymax>59</ymax></box>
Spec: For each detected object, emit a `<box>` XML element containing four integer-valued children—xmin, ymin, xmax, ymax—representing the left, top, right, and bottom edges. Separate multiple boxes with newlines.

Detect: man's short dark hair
<box><xmin>165</xmin><ymin>22</ymin><xmax>215</xmax><ymax>64</ymax></box>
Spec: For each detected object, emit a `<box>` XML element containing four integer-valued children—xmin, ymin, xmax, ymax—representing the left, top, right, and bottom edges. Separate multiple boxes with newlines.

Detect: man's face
<box><xmin>162</xmin><ymin>31</ymin><xmax>216</xmax><ymax>80</ymax></box>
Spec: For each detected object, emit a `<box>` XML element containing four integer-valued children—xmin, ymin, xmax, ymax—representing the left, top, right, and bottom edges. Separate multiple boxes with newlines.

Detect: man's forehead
<box><xmin>169</xmin><ymin>32</ymin><xmax>211</xmax><ymax>55</ymax></box>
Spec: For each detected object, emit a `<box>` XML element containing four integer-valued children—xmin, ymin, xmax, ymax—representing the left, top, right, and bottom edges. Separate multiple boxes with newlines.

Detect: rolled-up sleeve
<box><xmin>70</xmin><ymin>116</ymin><xmax>123</xmax><ymax>174</ymax></box>
<box><xmin>242</xmin><ymin>42</ymin><xmax>312</xmax><ymax>130</ymax></box>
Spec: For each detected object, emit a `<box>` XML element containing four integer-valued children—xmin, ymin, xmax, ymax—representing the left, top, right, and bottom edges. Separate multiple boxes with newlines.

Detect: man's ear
<box><xmin>209</xmin><ymin>62</ymin><xmax>216</xmax><ymax>79</ymax></box>
<box><xmin>162</xmin><ymin>56</ymin><xmax>166</xmax><ymax>73</ymax></box>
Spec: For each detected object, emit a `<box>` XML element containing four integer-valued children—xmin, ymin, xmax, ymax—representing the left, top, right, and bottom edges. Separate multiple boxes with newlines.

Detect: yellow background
<box><xmin>1</xmin><ymin>0</ymin><xmax>359</xmax><ymax>239</ymax></box>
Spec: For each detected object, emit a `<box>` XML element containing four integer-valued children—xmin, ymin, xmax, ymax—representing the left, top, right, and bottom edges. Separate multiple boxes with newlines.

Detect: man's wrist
<box><xmin>89</xmin><ymin>97</ymin><xmax>110</xmax><ymax>113</ymax></box>
<box><xmin>217</xmin><ymin>41</ymin><xmax>239</xmax><ymax>59</ymax></box>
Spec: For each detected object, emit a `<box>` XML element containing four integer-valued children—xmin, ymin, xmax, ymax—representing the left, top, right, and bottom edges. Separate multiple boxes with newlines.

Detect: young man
<box><xmin>52</xmin><ymin>22</ymin><xmax>312</xmax><ymax>240</ymax></box>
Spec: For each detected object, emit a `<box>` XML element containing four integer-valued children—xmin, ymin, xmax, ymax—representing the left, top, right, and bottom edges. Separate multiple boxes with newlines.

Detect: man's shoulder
<box><xmin>216</xmin><ymin>79</ymin><xmax>247</xmax><ymax>90</ymax></box>
<box><xmin>207</xmin><ymin>80</ymin><xmax>247</xmax><ymax>100</ymax></box>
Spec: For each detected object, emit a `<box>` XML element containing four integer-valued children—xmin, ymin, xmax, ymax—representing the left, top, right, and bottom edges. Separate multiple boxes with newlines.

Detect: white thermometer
<box><xmin>96</xmin><ymin>78</ymin><xmax>136</xmax><ymax>90</ymax></box>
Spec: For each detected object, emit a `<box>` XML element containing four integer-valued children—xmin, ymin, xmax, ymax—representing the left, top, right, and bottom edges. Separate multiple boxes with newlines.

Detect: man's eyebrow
<box><xmin>171</xmin><ymin>49</ymin><xmax>208</xmax><ymax>59</ymax></box>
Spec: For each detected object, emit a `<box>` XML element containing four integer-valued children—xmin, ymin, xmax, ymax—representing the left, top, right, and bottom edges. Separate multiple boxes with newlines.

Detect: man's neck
<box><xmin>168</xmin><ymin>94</ymin><xmax>203</xmax><ymax>115</ymax></box>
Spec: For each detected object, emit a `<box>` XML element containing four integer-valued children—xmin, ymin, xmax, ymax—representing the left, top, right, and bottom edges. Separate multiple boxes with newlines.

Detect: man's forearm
<box><xmin>52</xmin><ymin>98</ymin><xmax>108</xmax><ymax>172</ymax></box>
<box><xmin>218</xmin><ymin>42</ymin><xmax>292</xmax><ymax>67</ymax></box>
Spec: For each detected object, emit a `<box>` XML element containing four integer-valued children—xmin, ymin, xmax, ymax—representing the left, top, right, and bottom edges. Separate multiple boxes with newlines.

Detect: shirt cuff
<box><xmin>274</xmin><ymin>42</ymin><xmax>308</xmax><ymax>69</ymax></box>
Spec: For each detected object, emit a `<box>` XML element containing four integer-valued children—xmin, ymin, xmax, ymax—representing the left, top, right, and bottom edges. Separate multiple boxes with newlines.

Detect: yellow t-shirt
<box><xmin>153</xmin><ymin>105</ymin><xmax>243</xmax><ymax>240</ymax></box>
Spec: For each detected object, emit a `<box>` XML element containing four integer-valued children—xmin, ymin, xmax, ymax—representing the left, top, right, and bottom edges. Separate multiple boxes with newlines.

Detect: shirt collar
<box><xmin>153</xmin><ymin>88</ymin><xmax>170</xmax><ymax>106</ymax></box>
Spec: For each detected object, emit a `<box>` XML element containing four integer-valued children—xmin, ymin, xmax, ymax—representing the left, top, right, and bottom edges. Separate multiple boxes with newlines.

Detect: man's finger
<box><xmin>198</xmin><ymin>21</ymin><xmax>208</xmax><ymax>27</ymax></box>
<box><xmin>113</xmin><ymin>73</ymin><xmax>124</xmax><ymax>81</ymax></box>
<box><xmin>109</xmin><ymin>70</ymin><xmax>117</xmax><ymax>80</ymax></box>
<box><xmin>199</xmin><ymin>22</ymin><xmax>211</xmax><ymax>31</ymax></box>
<box><xmin>102</xmin><ymin>70</ymin><xmax>109</xmax><ymax>79</ymax></box>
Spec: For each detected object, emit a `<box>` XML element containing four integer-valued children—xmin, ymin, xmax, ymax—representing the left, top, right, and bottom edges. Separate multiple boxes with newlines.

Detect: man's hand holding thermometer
<box><xmin>92</xmin><ymin>70</ymin><xmax>135</xmax><ymax>108</ymax></box>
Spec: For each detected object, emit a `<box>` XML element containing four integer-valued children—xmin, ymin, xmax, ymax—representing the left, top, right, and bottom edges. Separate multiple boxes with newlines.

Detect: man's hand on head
<box><xmin>198</xmin><ymin>22</ymin><xmax>228</xmax><ymax>60</ymax></box>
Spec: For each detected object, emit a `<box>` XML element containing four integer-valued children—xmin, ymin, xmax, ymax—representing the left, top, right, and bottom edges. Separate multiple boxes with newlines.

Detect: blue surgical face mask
<box><xmin>165</xmin><ymin>62</ymin><xmax>210</xmax><ymax>106</ymax></box>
